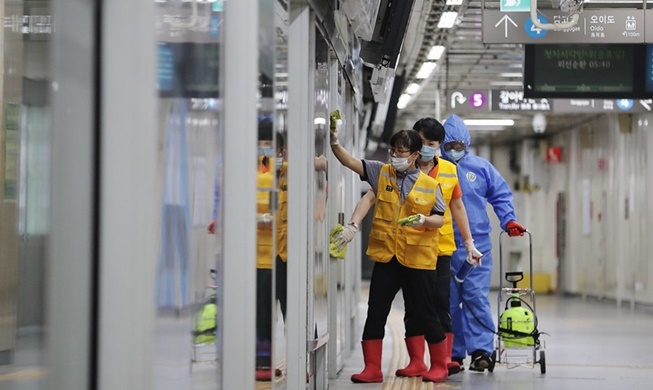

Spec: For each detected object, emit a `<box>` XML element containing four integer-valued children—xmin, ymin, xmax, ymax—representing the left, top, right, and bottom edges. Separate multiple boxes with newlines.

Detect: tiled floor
<box><xmin>2</xmin><ymin>292</ymin><xmax>653</xmax><ymax>389</ymax></box>
<box><xmin>331</xmin><ymin>293</ymin><xmax>653</xmax><ymax>390</ymax></box>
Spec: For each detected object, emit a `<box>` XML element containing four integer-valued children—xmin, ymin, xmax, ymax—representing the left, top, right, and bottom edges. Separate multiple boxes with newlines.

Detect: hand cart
<box><xmin>490</xmin><ymin>230</ymin><xmax>546</xmax><ymax>374</ymax></box>
<box><xmin>191</xmin><ymin>268</ymin><xmax>218</xmax><ymax>368</ymax></box>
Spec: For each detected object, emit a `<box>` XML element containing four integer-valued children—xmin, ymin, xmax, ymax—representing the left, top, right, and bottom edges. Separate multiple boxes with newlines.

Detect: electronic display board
<box><xmin>158</xmin><ymin>42</ymin><xmax>220</xmax><ymax>98</ymax></box>
<box><xmin>524</xmin><ymin>44</ymin><xmax>648</xmax><ymax>99</ymax></box>
<box><xmin>646</xmin><ymin>44</ymin><xmax>653</xmax><ymax>93</ymax></box>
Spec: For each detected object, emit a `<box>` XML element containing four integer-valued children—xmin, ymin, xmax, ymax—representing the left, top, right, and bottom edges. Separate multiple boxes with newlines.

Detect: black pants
<box><xmin>256</xmin><ymin>256</ymin><xmax>287</xmax><ymax>365</ymax></box>
<box><xmin>362</xmin><ymin>257</ymin><xmax>444</xmax><ymax>344</ymax></box>
<box><xmin>404</xmin><ymin>255</ymin><xmax>452</xmax><ymax>337</ymax></box>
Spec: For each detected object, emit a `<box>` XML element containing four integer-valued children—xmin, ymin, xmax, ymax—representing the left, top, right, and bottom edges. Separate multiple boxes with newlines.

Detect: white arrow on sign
<box><xmin>495</xmin><ymin>14</ymin><xmax>518</xmax><ymax>38</ymax></box>
<box><xmin>640</xmin><ymin>99</ymin><xmax>652</xmax><ymax>111</ymax></box>
<box><xmin>451</xmin><ymin>92</ymin><xmax>466</xmax><ymax>109</ymax></box>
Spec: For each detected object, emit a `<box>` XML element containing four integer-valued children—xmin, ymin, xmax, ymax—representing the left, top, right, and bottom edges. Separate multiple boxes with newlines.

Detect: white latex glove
<box><xmin>334</xmin><ymin>223</ymin><xmax>358</xmax><ymax>250</ymax></box>
<box><xmin>406</xmin><ymin>214</ymin><xmax>426</xmax><ymax>228</ymax></box>
<box><xmin>465</xmin><ymin>238</ymin><xmax>483</xmax><ymax>266</ymax></box>
<box><xmin>256</xmin><ymin>213</ymin><xmax>273</xmax><ymax>225</ymax></box>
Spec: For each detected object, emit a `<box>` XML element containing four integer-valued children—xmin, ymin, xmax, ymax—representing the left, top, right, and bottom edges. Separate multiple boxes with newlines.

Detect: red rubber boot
<box><xmin>422</xmin><ymin>340</ymin><xmax>448</xmax><ymax>383</ymax></box>
<box><xmin>395</xmin><ymin>335</ymin><xmax>427</xmax><ymax>377</ymax></box>
<box><xmin>350</xmin><ymin>339</ymin><xmax>384</xmax><ymax>383</ymax></box>
<box><xmin>445</xmin><ymin>332</ymin><xmax>461</xmax><ymax>375</ymax></box>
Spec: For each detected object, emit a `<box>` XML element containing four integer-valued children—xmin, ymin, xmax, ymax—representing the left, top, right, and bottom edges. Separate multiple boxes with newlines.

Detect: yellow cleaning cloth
<box><xmin>329</xmin><ymin>224</ymin><xmax>348</xmax><ymax>259</ymax></box>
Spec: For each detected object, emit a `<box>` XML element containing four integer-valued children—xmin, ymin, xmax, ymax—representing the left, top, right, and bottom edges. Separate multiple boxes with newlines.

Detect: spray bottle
<box><xmin>454</xmin><ymin>257</ymin><xmax>477</xmax><ymax>283</ymax></box>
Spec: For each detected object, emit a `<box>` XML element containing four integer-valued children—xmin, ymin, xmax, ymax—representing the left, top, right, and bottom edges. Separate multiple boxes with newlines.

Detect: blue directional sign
<box><xmin>616</xmin><ymin>99</ymin><xmax>635</xmax><ymax>111</ymax></box>
<box><xmin>525</xmin><ymin>15</ymin><xmax>548</xmax><ymax>39</ymax></box>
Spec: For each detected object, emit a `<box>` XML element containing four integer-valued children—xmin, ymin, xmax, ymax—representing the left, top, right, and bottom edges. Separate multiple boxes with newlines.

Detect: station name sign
<box><xmin>483</xmin><ymin>9</ymin><xmax>653</xmax><ymax>44</ymax></box>
<box><xmin>448</xmin><ymin>89</ymin><xmax>653</xmax><ymax>114</ymax></box>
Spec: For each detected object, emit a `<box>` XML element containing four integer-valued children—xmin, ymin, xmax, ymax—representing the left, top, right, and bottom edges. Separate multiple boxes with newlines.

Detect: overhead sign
<box><xmin>554</xmin><ymin>98</ymin><xmax>653</xmax><ymax>113</ymax></box>
<box><xmin>448</xmin><ymin>90</ymin><xmax>653</xmax><ymax>113</ymax></box>
<box><xmin>491</xmin><ymin>90</ymin><xmax>552</xmax><ymax>112</ymax></box>
<box><xmin>646</xmin><ymin>10</ymin><xmax>653</xmax><ymax>43</ymax></box>
<box><xmin>483</xmin><ymin>9</ymin><xmax>645</xmax><ymax>44</ymax></box>
<box><xmin>524</xmin><ymin>44</ymin><xmax>640</xmax><ymax>98</ymax></box>
<box><xmin>500</xmin><ymin>0</ymin><xmax>530</xmax><ymax>13</ymax></box>
<box><xmin>449</xmin><ymin>90</ymin><xmax>490</xmax><ymax>113</ymax></box>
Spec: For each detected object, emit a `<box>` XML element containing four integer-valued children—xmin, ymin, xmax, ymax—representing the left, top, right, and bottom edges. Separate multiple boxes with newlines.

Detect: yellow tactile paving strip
<box><xmin>382</xmin><ymin>306</ymin><xmax>463</xmax><ymax>390</ymax></box>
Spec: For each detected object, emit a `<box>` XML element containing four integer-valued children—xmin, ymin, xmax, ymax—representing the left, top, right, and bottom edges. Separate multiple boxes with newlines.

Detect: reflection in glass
<box><xmin>271</xmin><ymin>10</ymin><xmax>289</xmax><ymax>386</ymax></box>
<box><xmin>311</xmin><ymin>27</ymin><xmax>330</xmax><ymax>354</ymax></box>
<box><xmin>152</xmin><ymin>0</ymin><xmax>222</xmax><ymax>387</ymax></box>
<box><xmin>2</xmin><ymin>1</ymin><xmax>52</xmax><ymax>388</ymax></box>
<box><xmin>256</xmin><ymin>0</ymin><xmax>281</xmax><ymax>385</ymax></box>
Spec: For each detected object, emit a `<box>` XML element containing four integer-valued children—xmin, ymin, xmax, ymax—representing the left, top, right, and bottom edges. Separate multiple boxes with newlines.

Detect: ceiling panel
<box><xmin>394</xmin><ymin>0</ymin><xmax>607</xmax><ymax>145</ymax></box>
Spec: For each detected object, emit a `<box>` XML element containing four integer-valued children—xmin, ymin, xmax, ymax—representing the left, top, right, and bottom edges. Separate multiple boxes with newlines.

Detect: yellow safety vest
<box><xmin>366</xmin><ymin>164</ymin><xmax>440</xmax><ymax>270</ymax></box>
<box><xmin>276</xmin><ymin>163</ymin><xmax>288</xmax><ymax>262</ymax></box>
<box><xmin>433</xmin><ymin>158</ymin><xmax>459</xmax><ymax>256</ymax></box>
<box><xmin>256</xmin><ymin>165</ymin><xmax>274</xmax><ymax>269</ymax></box>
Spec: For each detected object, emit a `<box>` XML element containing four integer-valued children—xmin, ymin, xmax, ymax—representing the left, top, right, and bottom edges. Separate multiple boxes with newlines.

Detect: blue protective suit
<box><xmin>441</xmin><ymin>114</ymin><xmax>517</xmax><ymax>358</ymax></box>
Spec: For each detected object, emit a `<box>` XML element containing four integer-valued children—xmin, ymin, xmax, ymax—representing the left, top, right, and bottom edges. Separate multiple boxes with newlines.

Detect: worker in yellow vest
<box><xmin>330</xmin><ymin>127</ymin><xmax>449</xmax><ymax>383</ymax></box>
<box><xmin>334</xmin><ymin>118</ymin><xmax>482</xmax><ymax>379</ymax></box>
<box><xmin>402</xmin><ymin>118</ymin><xmax>481</xmax><ymax>376</ymax></box>
<box><xmin>252</xmin><ymin>120</ymin><xmax>278</xmax><ymax>380</ymax></box>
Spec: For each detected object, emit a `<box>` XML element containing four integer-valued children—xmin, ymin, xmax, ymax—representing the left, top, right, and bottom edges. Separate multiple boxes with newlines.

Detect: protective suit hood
<box><xmin>441</xmin><ymin>114</ymin><xmax>471</xmax><ymax>161</ymax></box>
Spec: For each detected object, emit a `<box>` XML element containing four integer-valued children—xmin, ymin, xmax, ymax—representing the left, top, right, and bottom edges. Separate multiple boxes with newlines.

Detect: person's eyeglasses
<box><xmin>443</xmin><ymin>141</ymin><xmax>465</xmax><ymax>152</ymax></box>
<box><xmin>388</xmin><ymin>148</ymin><xmax>412</xmax><ymax>157</ymax></box>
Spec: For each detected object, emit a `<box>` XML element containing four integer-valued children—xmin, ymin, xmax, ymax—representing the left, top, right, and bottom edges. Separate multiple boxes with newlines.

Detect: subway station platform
<box><xmin>2</xmin><ymin>290</ymin><xmax>651</xmax><ymax>390</ymax></box>
<box><xmin>329</xmin><ymin>291</ymin><xmax>653</xmax><ymax>390</ymax></box>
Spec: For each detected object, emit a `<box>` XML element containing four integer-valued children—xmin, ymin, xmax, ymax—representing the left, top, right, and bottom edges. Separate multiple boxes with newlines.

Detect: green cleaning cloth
<box><xmin>329</xmin><ymin>224</ymin><xmax>348</xmax><ymax>259</ymax></box>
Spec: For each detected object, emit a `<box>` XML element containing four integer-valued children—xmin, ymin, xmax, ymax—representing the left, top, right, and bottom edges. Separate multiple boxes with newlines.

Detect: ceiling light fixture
<box><xmin>445</xmin><ymin>0</ymin><xmax>463</xmax><ymax>5</ymax></box>
<box><xmin>498</xmin><ymin>72</ymin><xmax>522</xmax><ymax>78</ymax></box>
<box><xmin>416</xmin><ymin>62</ymin><xmax>437</xmax><ymax>79</ymax></box>
<box><xmin>464</xmin><ymin>119</ymin><xmax>515</xmax><ymax>127</ymax></box>
<box><xmin>437</xmin><ymin>12</ymin><xmax>458</xmax><ymax>29</ymax></box>
<box><xmin>397</xmin><ymin>94</ymin><xmax>412</xmax><ymax>110</ymax></box>
<box><xmin>427</xmin><ymin>45</ymin><xmax>446</xmax><ymax>60</ymax></box>
<box><xmin>406</xmin><ymin>83</ymin><xmax>421</xmax><ymax>94</ymax></box>
<box><xmin>489</xmin><ymin>81</ymin><xmax>524</xmax><ymax>86</ymax></box>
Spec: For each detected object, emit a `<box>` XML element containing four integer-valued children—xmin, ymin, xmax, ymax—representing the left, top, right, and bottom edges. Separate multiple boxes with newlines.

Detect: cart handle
<box><xmin>505</xmin><ymin>271</ymin><xmax>524</xmax><ymax>284</ymax></box>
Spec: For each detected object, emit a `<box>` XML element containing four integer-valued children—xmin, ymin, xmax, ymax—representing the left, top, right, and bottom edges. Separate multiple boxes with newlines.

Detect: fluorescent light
<box><xmin>427</xmin><ymin>45</ymin><xmax>446</xmax><ymax>60</ymax></box>
<box><xmin>446</xmin><ymin>0</ymin><xmax>463</xmax><ymax>4</ymax></box>
<box><xmin>416</xmin><ymin>62</ymin><xmax>437</xmax><ymax>79</ymax></box>
<box><xmin>314</xmin><ymin>117</ymin><xmax>326</xmax><ymax>125</ymax></box>
<box><xmin>397</xmin><ymin>94</ymin><xmax>412</xmax><ymax>110</ymax></box>
<box><xmin>464</xmin><ymin>119</ymin><xmax>515</xmax><ymax>127</ymax></box>
<box><xmin>498</xmin><ymin>72</ymin><xmax>522</xmax><ymax>78</ymax></box>
<box><xmin>406</xmin><ymin>83</ymin><xmax>421</xmax><ymax>94</ymax></box>
<box><xmin>438</xmin><ymin>12</ymin><xmax>458</xmax><ymax>28</ymax></box>
<box><xmin>489</xmin><ymin>81</ymin><xmax>523</xmax><ymax>86</ymax></box>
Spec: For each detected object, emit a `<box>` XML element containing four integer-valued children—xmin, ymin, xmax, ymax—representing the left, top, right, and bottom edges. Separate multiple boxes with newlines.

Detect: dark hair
<box><xmin>258</xmin><ymin>118</ymin><xmax>274</xmax><ymax>141</ymax></box>
<box><xmin>413</xmin><ymin>117</ymin><xmax>444</xmax><ymax>143</ymax></box>
<box><xmin>389</xmin><ymin>129</ymin><xmax>422</xmax><ymax>154</ymax></box>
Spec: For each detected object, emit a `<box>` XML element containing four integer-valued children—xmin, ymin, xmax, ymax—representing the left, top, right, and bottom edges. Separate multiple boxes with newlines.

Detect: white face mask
<box><xmin>391</xmin><ymin>157</ymin><xmax>413</xmax><ymax>172</ymax></box>
<box><xmin>419</xmin><ymin>145</ymin><xmax>437</xmax><ymax>162</ymax></box>
<box><xmin>446</xmin><ymin>149</ymin><xmax>465</xmax><ymax>162</ymax></box>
